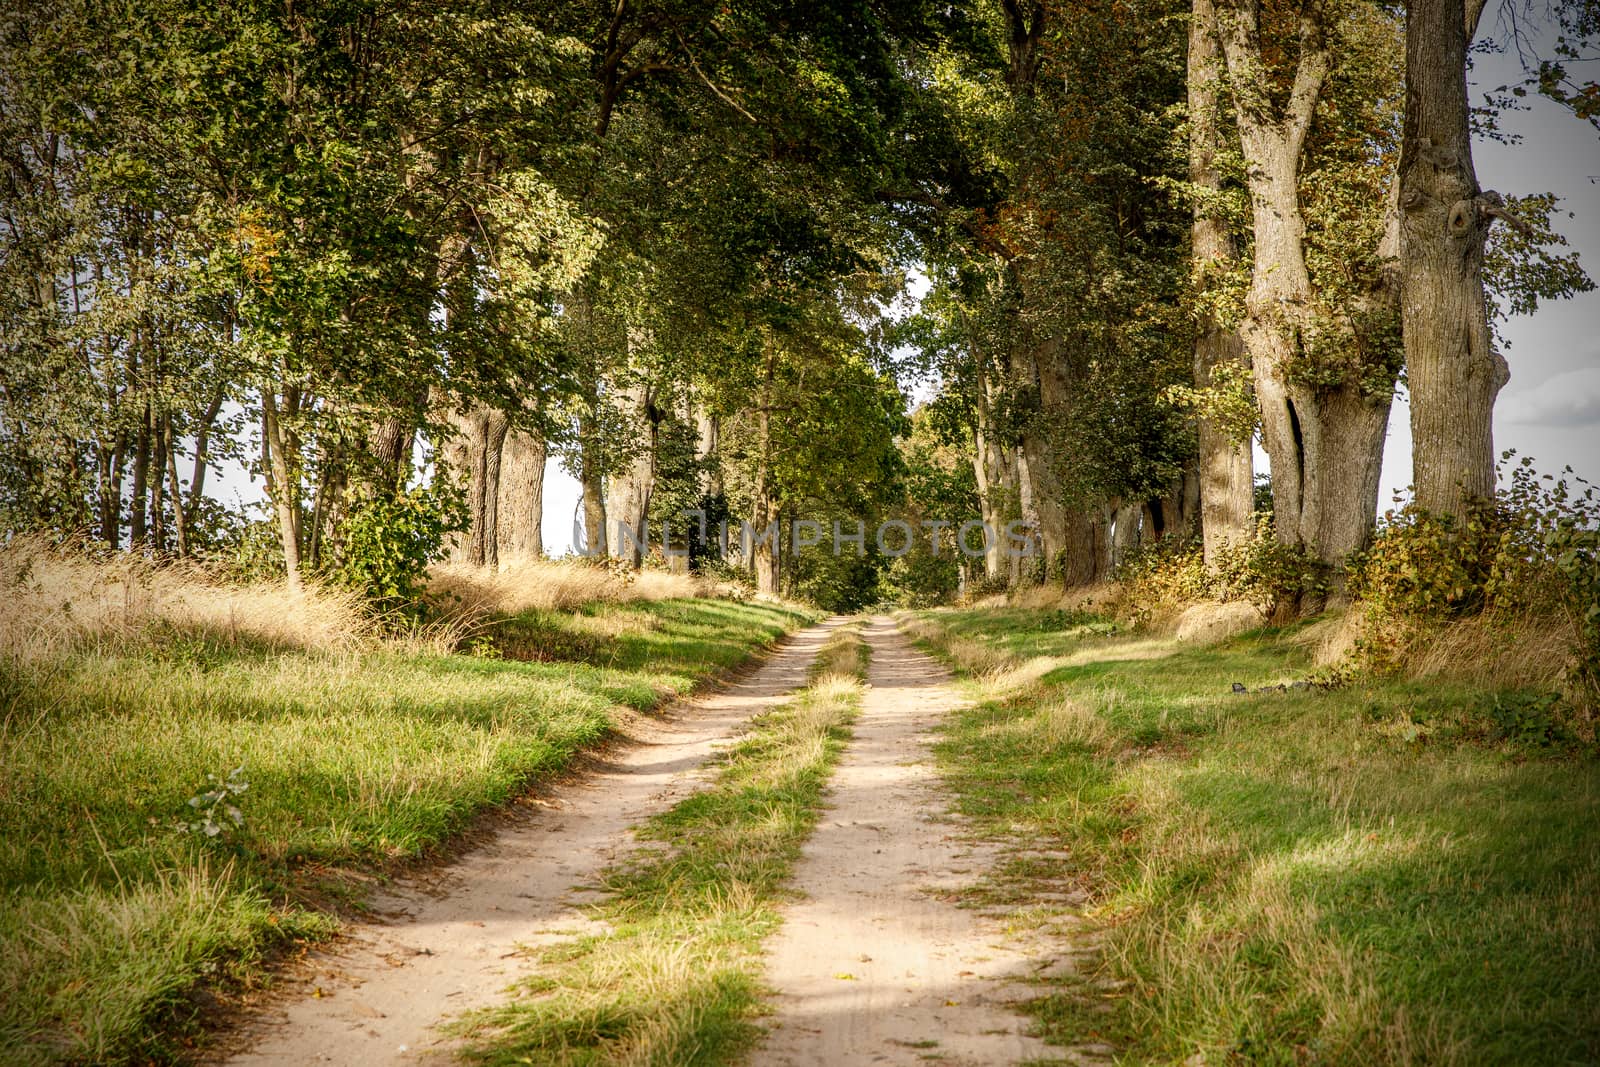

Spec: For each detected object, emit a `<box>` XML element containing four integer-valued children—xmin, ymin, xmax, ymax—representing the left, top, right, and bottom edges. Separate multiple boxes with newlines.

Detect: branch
<box><xmin>1450</xmin><ymin>190</ymin><xmax>1534</xmax><ymax>238</ymax></box>
<box><xmin>675</xmin><ymin>33</ymin><xmax>758</xmax><ymax>124</ymax></box>
<box><xmin>1284</xmin><ymin>0</ymin><xmax>1331</xmax><ymax>155</ymax></box>
<box><xmin>1464</xmin><ymin>0</ymin><xmax>1489</xmax><ymax>45</ymax></box>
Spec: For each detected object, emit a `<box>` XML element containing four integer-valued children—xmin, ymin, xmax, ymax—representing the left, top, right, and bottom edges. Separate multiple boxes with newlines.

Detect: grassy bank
<box><xmin>0</xmin><ymin>551</ymin><xmax>810</xmax><ymax>1065</ymax></box>
<box><xmin>457</xmin><ymin>623</ymin><xmax>868</xmax><ymax>1066</ymax></box>
<box><xmin>906</xmin><ymin>608</ymin><xmax>1600</xmax><ymax>1065</ymax></box>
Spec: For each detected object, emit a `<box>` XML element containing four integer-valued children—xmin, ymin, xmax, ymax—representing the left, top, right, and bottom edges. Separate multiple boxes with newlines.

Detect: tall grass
<box><xmin>911</xmin><ymin>607</ymin><xmax>1600</xmax><ymax>1065</ymax></box>
<box><xmin>0</xmin><ymin>538</ymin><xmax>378</xmax><ymax>662</ymax></box>
<box><xmin>428</xmin><ymin>557</ymin><xmax>709</xmax><ymax>619</ymax></box>
<box><xmin>0</xmin><ymin>542</ymin><xmax>807</xmax><ymax>1065</ymax></box>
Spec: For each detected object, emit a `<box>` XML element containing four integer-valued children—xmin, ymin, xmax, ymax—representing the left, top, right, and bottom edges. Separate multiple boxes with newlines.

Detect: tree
<box><xmin>1188</xmin><ymin>0</ymin><xmax>1255</xmax><ymax>564</ymax></box>
<box><xmin>1209</xmin><ymin>0</ymin><xmax>1405</xmax><ymax>570</ymax></box>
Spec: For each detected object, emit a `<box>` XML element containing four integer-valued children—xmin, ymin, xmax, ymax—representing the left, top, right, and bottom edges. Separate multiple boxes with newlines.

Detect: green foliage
<box><xmin>1164</xmin><ymin>357</ymin><xmax>1259</xmax><ymax>443</ymax></box>
<box><xmin>330</xmin><ymin>486</ymin><xmax>466</xmax><ymax>611</ymax></box>
<box><xmin>180</xmin><ymin>765</ymin><xmax>249</xmax><ymax>841</ymax></box>
<box><xmin>1117</xmin><ymin>516</ymin><xmax>1329</xmax><ymax>621</ymax></box>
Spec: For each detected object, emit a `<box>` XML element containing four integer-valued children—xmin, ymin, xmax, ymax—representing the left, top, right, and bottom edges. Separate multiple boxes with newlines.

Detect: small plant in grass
<box><xmin>181</xmin><ymin>765</ymin><xmax>249</xmax><ymax>840</ymax></box>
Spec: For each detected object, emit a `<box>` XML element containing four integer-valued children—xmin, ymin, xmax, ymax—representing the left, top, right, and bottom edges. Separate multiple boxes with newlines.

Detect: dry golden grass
<box><xmin>0</xmin><ymin>539</ymin><xmax>378</xmax><ymax>662</ymax></box>
<box><xmin>1310</xmin><ymin>606</ymin><xmax>1574</xmax><ymax>698</ymax></box>
<box><xmin>427</xmin><ymin>556</ymin><xmax>707</xmax><ymax>619</ymax></box>
<box><xmin>1406</xmin><ymin>610</ymin><xmax>1575</xmax><ymax>692</ymax></box>
<box><xmin>1009</xmin><ymin>580</ymin><xmax>1127</xmax><ymax>616</ymax></box>
<box><xmin>0</xmin><ymin>543</ymin><xmax>725</xmax><ymax>667</ymax></box>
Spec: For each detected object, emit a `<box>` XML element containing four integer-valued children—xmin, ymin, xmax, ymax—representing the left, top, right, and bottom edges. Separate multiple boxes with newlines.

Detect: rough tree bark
<box><xmin>1400</xmin><ymin>0</ymin><xmax>1513</xmax><ymax>517</ymax></box>
<box><xmin>606</xmin><ymin>381</ymin><xmax>659</xmax><ymax>567</ymax></box>
<box><xmin>443</xmin><ymin>402</ymin><xmax>509</xmax><ymax>568</ymax></box>
<box><xmin>579</xmin><ymin>415</ymin><xmax>608</xmax><ymax>558</ymax></box>
<box><xmin>497</xmin><ymin>429</ymin><xmax>545</xmax><ymax>560</ymax></box>
<box><xmin>1189</xmin><ymin>0</ymin><xmax>1256</xmax><ymax>564</ymax></box>
<box><xmin>1214</xmin><ymin>0</ymin><xmax>1394</xmax><ymax>566</ymax></box>
<box><xmin>971</xmin><ymin>349</ymin><xmax>1019</xmax><ymax>581</ymax></box>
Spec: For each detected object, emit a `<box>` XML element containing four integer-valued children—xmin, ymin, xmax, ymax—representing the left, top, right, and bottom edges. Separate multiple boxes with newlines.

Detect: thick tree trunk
<box><xmin>497</xmin><ymin>429</ymin><xmax>545</xmax><ymax>560</ymax></box>
<box><xmin>1110</xmin><ymin>500</ymin><xmax>1142</xmax><ymax>570</ymax></box>
<box><xmin>606</xmin><ymin>383</ymin><xmax>658</xmax><ymax>567</ymax></box>
<box><xmin>367</xmin><ymin>414</ymin><xmax>413</xmax><ymax>496</ymax></box>
<box><xmin>1189</xmin><ymin>0</ymin><xmax>1255</xmax><ymax>564</ymax></box>
<box><xmin>1215</xmin><ymin>0</ymin><xmax>1392</xmax><ymax>566</ymax></box>
<box><xmin>1060</xmin><ymin>509</ymin><xmax>1109</xmax><ymax>587</ymax></box>
<box><xmin>578</xmin><ymin>407</ymin><xmax>608</xmax><ymax>557</ymax></box>
<box><xmin>971</xmin><ymin>409</ymin><xmax>1016</xmax><ymax>581</ymax></box>
<box><xmin>1400</xmin><ymin>0</ymin><xmax>1504</xmax><ymax>517</ymax></box>
<box><xmin>444</xmin><ymin>403</ymin><xmax>509</xmax><ymax>568</ymax></box>
<box><xmin>695</xmin><ymin>408</ymin><xmax>722</xmax><ymax>497</ymax></box>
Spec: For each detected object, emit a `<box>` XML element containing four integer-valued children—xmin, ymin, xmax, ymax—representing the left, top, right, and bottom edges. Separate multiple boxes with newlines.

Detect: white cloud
<box><xmin>1499</xmin><ymin>365</ymin><xmax>1600</xmax><ymax>427</ymax></box>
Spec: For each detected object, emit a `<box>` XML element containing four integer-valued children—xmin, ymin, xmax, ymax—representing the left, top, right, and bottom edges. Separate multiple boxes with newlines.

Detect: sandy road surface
<box><xmin>752</xmin><ymin>616</ymin><xmax>1073</xmax><ymax>1067</ymax></box>
<box><xmin>222</xmin><ymin>619</ymin><xmax>841</xmax><ymax>1066</ymax></box>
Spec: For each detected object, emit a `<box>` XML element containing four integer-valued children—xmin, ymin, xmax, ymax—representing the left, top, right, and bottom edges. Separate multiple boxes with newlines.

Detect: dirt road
<box><xmin>224</xmin><ymin>614</ymin><xmax>1090</xmax><ymax>1066</ymax></box>
<box><xmin>223</xmin><ymin>620</ymin><xmax>841</xmax><ymax>1066</ymax></box>
<box><xmin>751</xmin><ymin>617</ymin><xmax>1059</xmax><ymax>1067</ymax></box>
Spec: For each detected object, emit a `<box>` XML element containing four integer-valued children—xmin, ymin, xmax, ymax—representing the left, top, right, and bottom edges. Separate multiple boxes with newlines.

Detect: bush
<box><xmin>331</xmin><ymin>484</ymin><xmax>465</xmax><ymax>614</ymax></box>
<box><xmin>1345</xmin><ymin>454</ymin><xmax>1599</xmax><ymax>717</ymax></box>
<box><xmin>1116</xmin><ymin>516</ymin><xmax>1328</xmax><ymax>625</ymax></box>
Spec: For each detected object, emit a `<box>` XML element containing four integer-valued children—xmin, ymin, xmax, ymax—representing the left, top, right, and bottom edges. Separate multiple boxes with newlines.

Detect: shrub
<box><xmin>1116</xmin><ymin>516</ymin><xmax>1328</xmax><ymax>625</ymax></box>
<box><xmin>331</xmin><ymin>484</ymin><xmax>465</xmax><ymax>613</ymax></box>
<box><xmin>1345</xmin><ymin>454</ymin><xmax>1599</xmax><ymax>718</ymax></box>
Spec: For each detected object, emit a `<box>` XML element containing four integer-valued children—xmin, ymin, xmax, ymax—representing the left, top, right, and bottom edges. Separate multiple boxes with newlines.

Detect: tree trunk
<box><xmin>261</xmin><ymin>388</ymin><xmax>303</xmax><ymax>592</ymax></box>
<box><xmin>100</xmin><ymin>432</ymin><xmax>125</xmax><ymax>548</ymax></box>
<box><xmin>1110</xmin><ymin>500</ymin><xmax>1142</xmax><ymax>570</ymax></box>
<box><xmin>148</xmin><ymin>407</ymin><xmax>168</xmax><ymax>556</ymax></box>
<box><xmin>1189</xmin><ymin>0</ymin><xmax>1255</xmax><ymax>564</ymax></box>
<box><xmin>163</xmin><ymin>421</ymin><xmax>190</xmax><ymax>558</ymax></box>
<box><xmin>1400</xmin><ymin>0</ymin><xmax>1504</xmax><ymax>517</ymax></box>
<box><xmin>1060</xmin><ymin>509</ymin><xmax>1109</xmax><ymax>587</ymax></box>
<box><xmin>187</xmin><ymin>384</ymin><xmax>225</xmax><ymax>518</ymax></box>
<box><xmin>1215</xmin><ymin>0</ymin><xmax>1392</xmax><ymax>566</ymax></box>
<box><xmin>578</xmin><ymin>403</ymin><xmax>608</xmax><ymax>557</ymax></box>
<box><xmin>367</xmin><ymin>414</ymin><xmax>414</xmax><ymax>497</ymax></box>
<box><xmin>129</xmin><ymin>399</ymin><xmax>150</xmax><ymax>549</ymax></box>
<box><xmin>752</xmin><ymin>344</ymin><xmax>779</xmax><ymax>595</ymax></box>
<box><xmin>444</xmin><ymin>403</ymin><xmax>509</xmax><ymax>568</ymax></box>
<box><xmin>497</xmin><ymin>429</ymin><xmax>546</xmax><ymax>560</ymax></box>
<box><xmin>606</xmin><ymin>382</ymin><xmax>658</xmax><ymax>567</ymax></box>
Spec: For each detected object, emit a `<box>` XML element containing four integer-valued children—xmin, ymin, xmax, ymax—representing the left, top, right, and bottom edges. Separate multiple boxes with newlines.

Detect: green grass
<box><xmin>455</xmin><ymin>624</ymin><xmax>868</xmax><ymax>1066</ymax></box>
<box><xmin>0</xmin><ymin>597</ymin><xmax>810</xmax><ymax>1065</ymax></box>
<box><xmin>908</xmin><ymin>608</ymin><xmax>1600</xmax><ymax>1066</ymax></box>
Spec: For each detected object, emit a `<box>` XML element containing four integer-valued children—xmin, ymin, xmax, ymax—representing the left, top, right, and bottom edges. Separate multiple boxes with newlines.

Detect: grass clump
<box><xmin>455</xmin><ymin>623</ymin><xmax>868</xmax><ymax>1066</ymax></box>
<box><xmin>911</xmin><ymin>606</ymin><xmax>1600</xmax><ymax>1066</ymax></box>
<box><xmin>0</xmin><ymin>543</ymin><xmax>811</xmax><ymax>1065</ymax></box>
